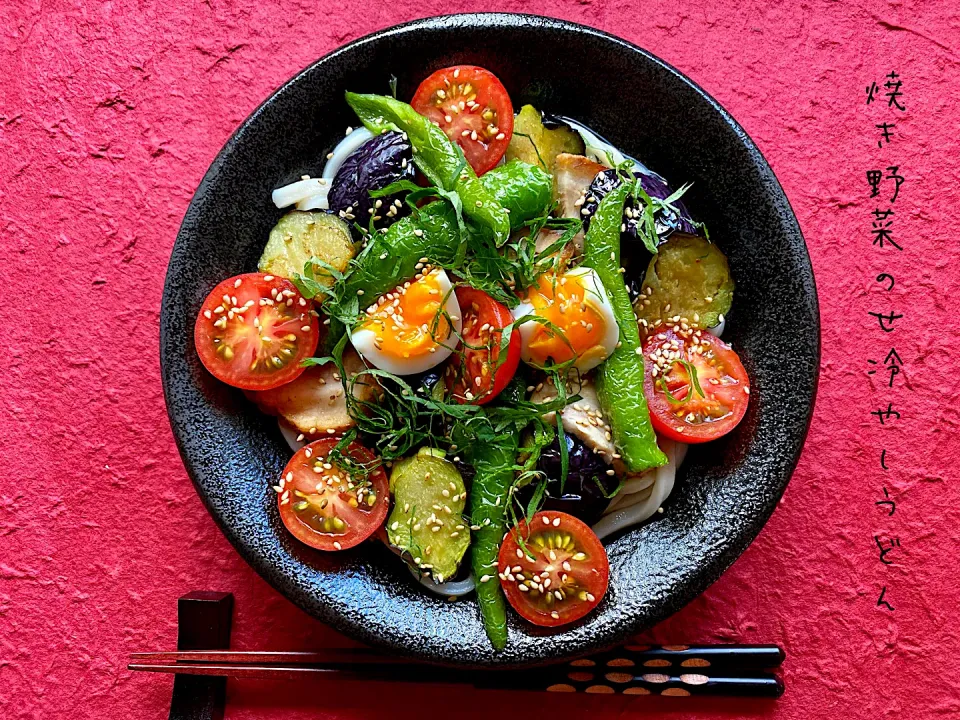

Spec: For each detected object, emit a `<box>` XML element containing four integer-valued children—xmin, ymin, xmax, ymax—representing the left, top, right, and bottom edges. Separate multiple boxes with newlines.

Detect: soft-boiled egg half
<box><xmin>513</xmin><ymin>267</ymin><xmax>620</xmax><ymax>372</ymax></box>
<box><xmin>351</xmin><ymin>267</ymin><xmax>462</xmax><ymax>375</ymax></box>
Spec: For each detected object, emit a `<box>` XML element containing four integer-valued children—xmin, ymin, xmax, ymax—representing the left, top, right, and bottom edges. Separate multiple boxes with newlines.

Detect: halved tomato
<box><xmin>447</xmin><ymin>287</ymin><xmax>520</xmax><ymax>404</ymax></box>
<box><xmin>194</xmin><ymin>273</ymin><xmax>319</xmax><ymax>391</ymax></box>
<box><xmin>498</xmin><ymin>511</ymin><xmax>609</xmax><ymax>627</ymax></box>
<box><xmin>642</xmin><ymin>326</ymin><xmax>750</xmax><ymax>443</ymax></box>
<box><xmin>276</xmin><ymin>438</ymin><xmax>389</xmax><ymax>551</ymax></box>
<box><xmin>411</xmin><ymin>65</ymin><xmax>514</xmax><ymax>175</ymax></box>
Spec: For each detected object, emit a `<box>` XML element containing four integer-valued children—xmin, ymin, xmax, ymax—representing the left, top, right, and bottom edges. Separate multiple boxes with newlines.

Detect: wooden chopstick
<box><xmin>129</xmin><ymin>644</ymin><xmax>784</xmax><ymax>697</ymax></box>
<box><xmin>130</xmin><ymin>649</ymin><xmax>399</xmax><ymax>665</ymax></box>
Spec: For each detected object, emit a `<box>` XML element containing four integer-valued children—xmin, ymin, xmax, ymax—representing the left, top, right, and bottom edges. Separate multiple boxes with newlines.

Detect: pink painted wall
<box><xmin>2</xmin><ymin>1</ymin><xmax>958</xmax><ymax>718</ymax></box>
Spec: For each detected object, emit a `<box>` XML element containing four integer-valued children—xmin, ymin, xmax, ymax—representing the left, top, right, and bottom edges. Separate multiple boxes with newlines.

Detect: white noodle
<box><xmin>410</xmin><ymin>565</ymin><xmax>476</xmax><ymax>597</ymax></box>
<box><xmin>707</xmin><ymin>315</ymin><xmax>726</xmax><ymax>337</ymax></box>
<box><xmin>321</xmin><ymin>126</ymin><xmax>374</xmax><ymax>180</ymax></box>
<box><xmin>295</xmin><ymin>193</ymin><xmax>330</xmax><ymax>211</ymax></box>
<box><xmin>593</xmin><ymin>438</ymin><xmax>681</xmax><ymax>540</ymax></box>
<box><xmin>605</xmin><ymin>484</ymin><xmax>654</xmax><ymax>514</ymax></box>
<box><xmin>619</xmin><ymin>473</ymin><xmax>656</xmax><ymax>496</ymax></box>
<box><xmin>562</xmin><ymin>117</ymin><xmax>668</xmax><ymax>183</ymax></box>
<box><xmin>278</xmin><ymin>420</ymin><xmax>306</xmax><ymax>452</ymax></box>
<box><xmin>272</xmin><ymin>177</ymin><xmax>330</xmax><ymax>210</ymax></box>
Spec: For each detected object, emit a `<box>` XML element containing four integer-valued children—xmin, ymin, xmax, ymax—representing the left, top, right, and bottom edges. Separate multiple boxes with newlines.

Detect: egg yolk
<box><xmin>360</xmin><ymin>268</ymin><xmax>453</xmax><ymax>359</ymax></box>
<box><xmin>523</xmin><ymin>273</ymin><xmax>610</xmax><ymax>367</ymax></box>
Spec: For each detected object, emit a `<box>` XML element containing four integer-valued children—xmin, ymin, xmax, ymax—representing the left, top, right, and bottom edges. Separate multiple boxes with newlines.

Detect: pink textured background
<box><xmin>2</xmin><ymin>1</ymin><xmax>959</xmax><ymax>718</ymax></box>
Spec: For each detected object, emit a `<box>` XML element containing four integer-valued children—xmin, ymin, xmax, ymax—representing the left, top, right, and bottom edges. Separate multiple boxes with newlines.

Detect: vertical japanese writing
<box><xmin>864</xmin><ymin>71</ymin><xmax>906</xmax><ymax>612</ymax></box>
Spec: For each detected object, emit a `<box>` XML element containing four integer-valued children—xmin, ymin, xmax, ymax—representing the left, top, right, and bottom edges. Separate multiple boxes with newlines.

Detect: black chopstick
<box><xmin>129</xmin><ymin>643</ymin><xmax>785</xmax><ymax>697</ymax></box>
<box><xmin>586</xmin><ymin>643</ymin><xmax>785</xmax><ymax>672</ymax></box>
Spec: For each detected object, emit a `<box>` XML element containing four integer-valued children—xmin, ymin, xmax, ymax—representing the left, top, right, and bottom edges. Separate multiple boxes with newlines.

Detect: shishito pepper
<box><xmin>467</xmin><ymin>431</ymin><xmax>517</xmax><ymax>650</ymax></box>
<box><xmin>345</xmin><ymin>92</ymin><xmax>512</xmax><ymax>246</ymax></box>
<box><xmin>331</xmin><ymin>162</ymin><xmax>551</xmax><ymax>313</ymax></box>
<box><xmin>582</xmin><ymin>182</ymin><xmax>668</xmax><ymax>472</ymax></box>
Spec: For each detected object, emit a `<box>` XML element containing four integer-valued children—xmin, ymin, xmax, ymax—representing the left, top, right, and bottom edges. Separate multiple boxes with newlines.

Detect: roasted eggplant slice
<box><xmin>507</xmin><ymin>105</ymin><xmax>585</xmax><ymax>172</ymax></box>
<box><xmin>634</xmin><ymin>232</ymin><xmax>734</xmax><ymax>331</ymax></box>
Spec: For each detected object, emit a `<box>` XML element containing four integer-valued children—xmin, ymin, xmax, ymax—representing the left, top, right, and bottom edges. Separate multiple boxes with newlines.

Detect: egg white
<box><xmin>350</xmin><ymin>269</ymin><xmax>462</xmax><ymax>375</ymax></box>
<box><xmin>513</xmin><ymin>266</ymin><xmax>620</xmax><ymax>372</ymax></box>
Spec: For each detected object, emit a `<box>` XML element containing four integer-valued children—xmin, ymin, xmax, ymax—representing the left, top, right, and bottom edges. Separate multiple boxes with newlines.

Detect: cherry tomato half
<box><xmin>446</xmin><ymin>287</ymin><xmax>520</xmax><ymax>405</ymax></box>
<box><xmin>498</xmin><ymin>511</ymin><xmax>609</xmax><ymax>627</ymax></box>
<box><xmin>411</xmin><ymin>65</ymin><xmax>514</xmax><ymax>175</ymax></box>
<box><xmin>642</xmin><ymin>326</ymin><xmax>750</xmax><ymax>443</ymax></box>
<box><xmin>277</xmin><ymin>438</ymin><xmax>389</xmax><ymax>551</ymax></box>
<box><xmin>194</xmin><ymin>273</ymin><xmax>319</xmax><ymax>391</ymax></box>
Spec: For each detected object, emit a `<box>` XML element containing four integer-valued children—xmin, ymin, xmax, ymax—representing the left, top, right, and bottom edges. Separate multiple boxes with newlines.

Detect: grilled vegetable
<box><xmin>259</xmin><ymin>211</ymin><xmax>355</xmax><ymax>287</ymax></box>
<box><xmin>328</xmin><ymin>131</ymin><xmax>415</xmax><ymax>231</ymax></box>
<box><xmin>581</xmin><ymin>168</ymin><xmax>698</xmax><ymax>251</ymax></box>
<box><xmin>634</xmin><ymin>232</ymin><xmax>734</xmax><ymax>331</ymax></box>
<box><xmin>507</xmin><ymin>105</ymin><xmax>585</xmax><ymax>172</ymax></box>
<box><xmin>327</xmin><ymin>165</ymin><xmax>553</xmax><ymax>319</ymax></box>
<box><xmin>345</xmin><ymin>92</ymin><xmax>511</xmax><ymax>245</ymax></box>
<box><xmin>387</xmin><ymin>447</ymin><xmax>470</xmax><ymax>582</ymax></box>
<box><xmin>516</xmin><ymin>433</ymin><xmax>617</xmax><ymax>525</ymax></box>
<box><xmin>480</xmin><ymin>160</ymin><xmax>552</xmax><ymax>230</ymax></box>
<box><xmin>467</xmin><ymin>431</ymin><xmax>517</xmax><ymax>650</ymax></box>
<box><xmin>582</xmin><ymin>183</ymin><xmax>667</xmax><ymax>472</ymax></box>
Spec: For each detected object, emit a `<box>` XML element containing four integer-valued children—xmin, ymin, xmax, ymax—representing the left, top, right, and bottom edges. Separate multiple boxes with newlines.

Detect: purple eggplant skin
<box><xmin>328</xmin><ymin>131</ymin><xmax>415</xmax><ymax>231</ymax></box>
<box><xmin>581</xmin><ymin>168</ymin><xmax>699</xmax><ymax>269</ymax></box>
<box><xmin>517</xmin><ymin>433</ymin><xmax>619</xmax><ymax>526</ymax></box>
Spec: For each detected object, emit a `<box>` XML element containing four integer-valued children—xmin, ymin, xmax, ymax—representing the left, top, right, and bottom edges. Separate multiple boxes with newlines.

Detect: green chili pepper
<box><xmin>480</xmin><ymin>160</ymin><xmax>552</xmax><ymax>230</ymax></box>
<box><xmin>345</xmin><ymin>92</ymin><xmax>511</xmax><ymax>245</ymax></box>
<box><xmin>582</xmin><ymin>184</ymin><xmax>668</xmax><ymax>471</ymax></box>
<box><xmin>466</xmin><ymin>430</ymin><xmax>517</xmax><ymax>650</ymax></box>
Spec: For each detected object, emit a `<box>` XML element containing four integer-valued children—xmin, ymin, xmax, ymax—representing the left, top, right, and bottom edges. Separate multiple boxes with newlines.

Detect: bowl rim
<box><xmin>161</xmin><ymin>11</ymin><xmax>820</xmax><ymax>666</ymax></box>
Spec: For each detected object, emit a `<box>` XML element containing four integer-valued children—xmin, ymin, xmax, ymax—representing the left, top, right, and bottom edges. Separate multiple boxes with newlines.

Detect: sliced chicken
<box><xmin>531</xmin><ymin>227</ymin><xmax>575</xmax><ymax>268</ymax></box>
<box><xmin>553</xmin><ymin>153</ymin><xmax>608</xmax><ymax>218</ymax></box>
<box><xmin>530</xmin><ymin>373</ymin><xmax>616</xmax><ymax>463</ymax></box>
<box><xmin>250</xmin><ymin>347</ymin><xmax>377</xmax><ymax>436</ymax></box>
<box><xmin>551</xmin><ymin>153</ymin><xmax>609</xmax><ymax>253</ymax></box>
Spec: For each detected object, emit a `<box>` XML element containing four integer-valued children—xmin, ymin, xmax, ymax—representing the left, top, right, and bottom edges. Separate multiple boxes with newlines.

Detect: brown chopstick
<box><xmin>129</xmin><ymin>643</ymin><xmax>784</xmax><ymax>697</ymax></box>
<box><xmin>130</xmin><ymin>649</ymin><xmax>399</xmax><ymax>665</ymax></box>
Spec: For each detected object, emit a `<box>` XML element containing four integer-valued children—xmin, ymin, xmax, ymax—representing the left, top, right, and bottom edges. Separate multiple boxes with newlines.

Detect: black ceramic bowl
<box><xmin>160</xmin><ymin>13</ymin><xmax>818</xmax><ymax>667</ymax></box>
